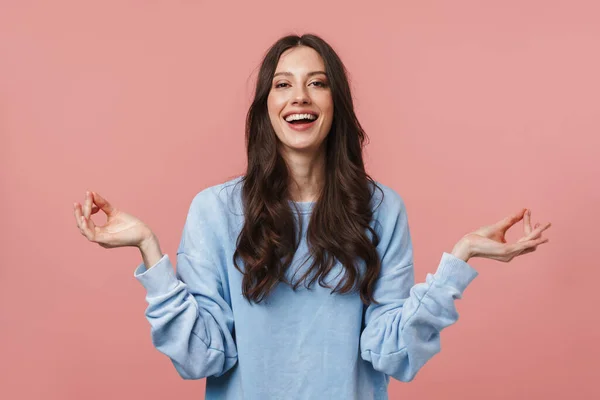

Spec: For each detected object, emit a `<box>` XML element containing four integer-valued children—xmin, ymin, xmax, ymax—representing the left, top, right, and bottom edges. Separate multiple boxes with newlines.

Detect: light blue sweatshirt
<box><xmin>133</xmin><ymin>176</ymin><xmax>479</xmax><ymax>400</ymax></box>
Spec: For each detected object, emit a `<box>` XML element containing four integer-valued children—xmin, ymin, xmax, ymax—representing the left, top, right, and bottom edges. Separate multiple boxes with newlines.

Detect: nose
<box><xmin>291</xmin><ymin>85</ymin><xmax>311</xmax><ymax>105</ymax></box>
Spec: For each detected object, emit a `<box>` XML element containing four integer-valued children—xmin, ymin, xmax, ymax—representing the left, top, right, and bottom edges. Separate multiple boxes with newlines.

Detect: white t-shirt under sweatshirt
<box><xmin>133</xmin><ymin>176</ymin><xmax>479</xmax><ymax>400</ymax></box>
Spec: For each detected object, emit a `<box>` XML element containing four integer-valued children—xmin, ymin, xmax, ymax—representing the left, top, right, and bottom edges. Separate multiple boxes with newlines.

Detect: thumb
<box><xmin>91</xmin><ymin>191</ymin><xmax>115</xmax><ymax>215</ymax></box>
<box><xmin>497</xmin><ymin>208</ymin><xmax>527</xmax><ymax>230</ymax></box>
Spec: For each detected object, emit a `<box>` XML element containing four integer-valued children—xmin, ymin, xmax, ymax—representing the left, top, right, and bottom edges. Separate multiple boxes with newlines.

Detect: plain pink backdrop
<box><xmin>1</xmin><ymin>1</ymin><xmax>598</xmax><ymax>399</ymax></box>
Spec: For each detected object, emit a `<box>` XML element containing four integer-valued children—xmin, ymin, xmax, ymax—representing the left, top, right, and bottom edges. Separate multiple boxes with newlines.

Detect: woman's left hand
<box><xmin>461</xmin><ymin>208</ymin><xmax>551</xmax><ymax>262</ymax></box>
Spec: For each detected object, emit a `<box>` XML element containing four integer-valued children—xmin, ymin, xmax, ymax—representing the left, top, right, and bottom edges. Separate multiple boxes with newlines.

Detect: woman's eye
<box><xmin>310</xmin><ymin>81</ymin><xmax>327</xmax><ymax>87</ymax></box>
<box><xmin>275</xmin><ymin>82</ymin><xmax>289</xmax><ymax>88</ymax></box>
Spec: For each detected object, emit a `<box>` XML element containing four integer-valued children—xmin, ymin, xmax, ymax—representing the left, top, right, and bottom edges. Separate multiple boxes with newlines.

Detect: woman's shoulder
<box><xmin>369</xmin><ymin>178</ymin><xmax>406</xmax><ymax>217</ymax></box>
<box><xmin>188</xmin><ymin>175</ymin><xmax>245</xmax><ymax>218</ymax></box>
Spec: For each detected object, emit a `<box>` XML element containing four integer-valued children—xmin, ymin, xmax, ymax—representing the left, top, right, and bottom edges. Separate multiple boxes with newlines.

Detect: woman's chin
<box><xmin>280</xmin><ymin>140</ymin><xmax>322</xmax><ymax>154</ymax></box>
<box><xmin>276</xmin><ymin>128</ymin><xmax>328</xmax><ymax>155</ymax></box>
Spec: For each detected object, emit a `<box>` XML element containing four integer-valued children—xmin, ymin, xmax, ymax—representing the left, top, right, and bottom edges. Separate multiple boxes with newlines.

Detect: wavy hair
<box><xmin>233</xmin><ymin>33</ymin><xmax>384</xmax><ymax>305</ymax></box>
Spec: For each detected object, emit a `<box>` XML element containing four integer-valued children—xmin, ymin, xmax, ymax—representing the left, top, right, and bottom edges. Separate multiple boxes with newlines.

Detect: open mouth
<box><xmin>283</xmin><ymin>112</ymin><xmax>319</xmax><ymax>131</ymax></box>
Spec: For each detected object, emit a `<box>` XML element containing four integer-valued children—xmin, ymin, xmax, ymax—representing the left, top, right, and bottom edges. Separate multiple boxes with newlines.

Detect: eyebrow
<box><xmin>272</xmin><ymin>71</ymin><xmax>328</xmax><ymax>78</ymax></box>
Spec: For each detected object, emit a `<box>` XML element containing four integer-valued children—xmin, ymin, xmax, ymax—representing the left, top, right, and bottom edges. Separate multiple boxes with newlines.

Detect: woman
<box><xmin>73</xmin><ymin>34</ymin><xmax>551</xmax><ymax>399</ymax></box>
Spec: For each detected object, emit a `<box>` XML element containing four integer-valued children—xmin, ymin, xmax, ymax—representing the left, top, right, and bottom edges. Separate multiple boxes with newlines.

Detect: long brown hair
<box><xmin>233</xmin><ymin>33</ymin><xmax>384</xmax><ymax>305</ymax></box>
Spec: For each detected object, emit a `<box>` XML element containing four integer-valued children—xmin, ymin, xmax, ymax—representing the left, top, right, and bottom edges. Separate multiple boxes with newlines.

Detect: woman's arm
<box><xmin>134</xmin><ymin>189</ymin><xmax>238</xmax><ymax>379</ymax></box>
<box><xmin>360</xmin><ymin>189</ymin><xmax>478</xmax><ymax>382</ymax></box>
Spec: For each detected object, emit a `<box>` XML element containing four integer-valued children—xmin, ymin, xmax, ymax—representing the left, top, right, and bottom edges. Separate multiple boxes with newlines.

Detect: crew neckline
<box><xmin>288</xmin><ymin>200</ymin><xmax>315</xmax><ymax>215</ymax></box>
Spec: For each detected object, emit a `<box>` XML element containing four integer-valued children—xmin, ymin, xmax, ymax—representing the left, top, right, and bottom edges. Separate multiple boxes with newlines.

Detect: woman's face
<box><xmin>267</xmin><ymin>46</ymin><xmax>334</xmax><ymax>156</ymax></box>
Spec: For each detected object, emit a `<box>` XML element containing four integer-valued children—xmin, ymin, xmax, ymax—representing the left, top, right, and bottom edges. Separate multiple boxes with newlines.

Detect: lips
<box><xmin>285</xmin><ymin>119</ymin><xmax>316</xmax><ymax>131</ymax></box>
<box><xmin>282</xmin><ymin>110</ymin><xmax>319</xmax><ymax>120</ymax></box>
<box><xmin>282</xmin><ymin>110</ymin><xmax>319</xmax><ymax>132</ymax></box>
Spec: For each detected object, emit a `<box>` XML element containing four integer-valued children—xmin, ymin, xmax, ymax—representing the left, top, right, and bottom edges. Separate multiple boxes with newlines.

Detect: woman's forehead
<box><xmin>275</xmin><ymin>46</ymin><xmax>325</xmax><ymax>73</ymax></box>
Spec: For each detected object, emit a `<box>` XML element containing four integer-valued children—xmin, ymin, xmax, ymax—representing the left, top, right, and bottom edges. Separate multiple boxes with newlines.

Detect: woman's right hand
<box><xmin>73</xmin><ymin>191</ymin><xmax>153</xmax><ymax>249</ymax></box>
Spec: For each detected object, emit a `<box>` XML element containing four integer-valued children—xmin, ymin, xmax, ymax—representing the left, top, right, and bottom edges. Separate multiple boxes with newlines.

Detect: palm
<box><xmin>92</xmin><ymin>210</ymin><xmax>149</xmax><ymax>248</ymax></box>
<box><xmin>463</xmin><ymin>209</ymin><xmax>551</xmax><ymax>262</ymax></box>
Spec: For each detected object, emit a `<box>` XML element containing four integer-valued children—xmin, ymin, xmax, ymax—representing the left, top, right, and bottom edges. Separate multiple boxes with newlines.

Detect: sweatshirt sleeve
<box><xmin>359</xmin><ymin>188</ymin><xmax>478</xmax><ymax>382</ymax></box>
<box><xmin>133</xmin><ymin>190</ymin><xmax>238</xmax><ymax>379</ymax></box>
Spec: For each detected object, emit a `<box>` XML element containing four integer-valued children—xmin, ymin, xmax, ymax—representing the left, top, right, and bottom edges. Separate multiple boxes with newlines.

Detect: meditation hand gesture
<box><xmin>73</xmin><ymin>191</ymin><xmax>153</xmax><ymax>249</ymax></box>
<box><xmin>461</xmin><ymin>208</ymin><xmax>551</xmax><ymax>262</ymax></box>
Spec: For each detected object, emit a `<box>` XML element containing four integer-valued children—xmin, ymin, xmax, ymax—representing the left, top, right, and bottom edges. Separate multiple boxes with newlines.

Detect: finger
<box><xmin>520</xmin><ymin>237</ymin><xmax>549</xmax><ymax>251</ymax></box>
<box><xmin>74</xmin><ymin>203</ymin><xmax>90</xmax><ymax>233</ymax></box>
<box><xmin>524</xmin><ymin>209</ymin><xmax>532</xmax><ymax>236</ymax></box>
<box><xmin>91</xmin><ymin>204</ymin><xmax>100</xmax><ymax>215</ymax></box>
<box><xmin>528</xmin><ymin>222</ymin><xmax>552</xmax><ymax>239</ymax></box>
<box><xmin>519</xmin><ymin>247</ymin><xmax>537</xmax><ymax>256</ymax></box>
<box><xmin>541</xmin><ymin>222</ymin><xmax>551</xmax><ymax>232</ymax></box>
<box><xmin>75</xmin><ymin>200</ymin><xmax>96</xmax><ymax>240</ymax></box>
<box><xmin>92</xmin><ymin>191</ymin><xmax>115</xmax><ymax>215</ymax></box>
<box><xmin>84</xmin><ymin>191</ymin><xmax>92</xmax><ymax>219</ymax></box>
<box><xmin>73</xmin><ymin>202</ymin><xmax>83</xmax><ymax>230</ymax></box>
<box><xmin>517</xmin><ymin>225</ymin><xmax>547</xmax><ymax>244</ymax></box>
<box><xmin>509</xmin><ymin>236</ymin><xmax>547</xmax><ymax>255</ymax></box>
<box><xmin>79</xmin><ymin>215</ymin><xmax>93</xmax><ymax>240</ymax></box>
<box><xmin>499</xmin><ymin>208</ymin><xmax>527</xmax><ymax>231</ymax></box>
<box><xmin>86</xmin><ymin>212</ymin><xmax>97</xmax><ymax>231</ymax></box>
<box><xmin>82</xmin><ymin>213</ymin><xmax>99</xmax><ymax>240</ymax></box>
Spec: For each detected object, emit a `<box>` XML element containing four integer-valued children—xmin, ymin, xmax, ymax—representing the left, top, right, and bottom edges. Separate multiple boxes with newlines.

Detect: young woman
<box><xmin>73</xmin><ymin>34</ymin><xmax>551</xmax><ymax>400</ymax></box>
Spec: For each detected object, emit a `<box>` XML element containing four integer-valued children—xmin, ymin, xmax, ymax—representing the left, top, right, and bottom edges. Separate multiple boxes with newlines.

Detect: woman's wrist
<box><xmin>138</xmin><ymin>230</ymin><xmax>157</xmax><ymax>250</ymax></box>
<box><xmin>451</xmin><ymin>238</ymin><xmax>473</xmax><ymax>262</ymax></box>
<box><xmin>138</xmin><ymin>232</ymin><xmax>163</xmax><ymax>269</ymax></box>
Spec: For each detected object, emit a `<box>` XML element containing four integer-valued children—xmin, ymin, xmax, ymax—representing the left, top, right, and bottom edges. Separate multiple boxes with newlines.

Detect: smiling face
<box><xmin>267</xmin><ymin>46</ymin><xmax>334</xmax><ymax>157</ymax></box>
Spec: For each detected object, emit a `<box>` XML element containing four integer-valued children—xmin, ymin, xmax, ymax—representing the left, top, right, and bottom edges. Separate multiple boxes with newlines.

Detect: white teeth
<box><xmin>284</xmin><ymin>113</ymin><xmax>317</xmax><ymax>122</ymax></box>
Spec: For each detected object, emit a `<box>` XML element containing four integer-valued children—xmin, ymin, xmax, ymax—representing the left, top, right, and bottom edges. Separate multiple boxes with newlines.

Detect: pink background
<box><xmin>1</xmin><ymin>1</ymin><xmax>598</xmax><ymax>399</ymax></box>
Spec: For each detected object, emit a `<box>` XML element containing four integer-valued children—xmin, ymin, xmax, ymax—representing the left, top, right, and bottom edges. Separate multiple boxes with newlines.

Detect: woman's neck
<box><xmin>282</xmin><ymin>148</ymin><xmax>326</xmax><ymax>203</ymax></box>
